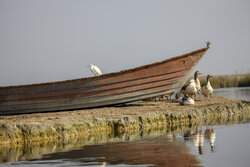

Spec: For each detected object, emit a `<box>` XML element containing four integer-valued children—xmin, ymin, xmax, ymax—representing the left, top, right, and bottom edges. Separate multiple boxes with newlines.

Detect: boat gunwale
<box><xmin>0</xmin><ymin>47</ymin><xmax>208</xmax><ymax>89</ymax></box>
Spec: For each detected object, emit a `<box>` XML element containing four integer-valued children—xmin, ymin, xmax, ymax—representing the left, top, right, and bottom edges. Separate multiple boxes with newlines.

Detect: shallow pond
<box><xmin>0</xmin><ymin>87</ymin><xmax>250</xmax><ymax>167</ymax></box>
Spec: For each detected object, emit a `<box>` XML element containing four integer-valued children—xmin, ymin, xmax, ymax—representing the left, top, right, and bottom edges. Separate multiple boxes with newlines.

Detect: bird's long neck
<box><xmin>194</xmin><ymin>73</ymin><xmax>198</xmax><ymax>81</ymax></box>
<box><xmin>207</xmin><ymin>77</ymin><xmax>211</xmax><ymax>86</ymax></box>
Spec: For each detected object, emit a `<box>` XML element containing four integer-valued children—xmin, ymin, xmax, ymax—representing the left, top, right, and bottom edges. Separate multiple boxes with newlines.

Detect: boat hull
<box><xmin>0</xmin><ymin>47</ymin><xmax>208</xmax><ymax>115</ymax></box>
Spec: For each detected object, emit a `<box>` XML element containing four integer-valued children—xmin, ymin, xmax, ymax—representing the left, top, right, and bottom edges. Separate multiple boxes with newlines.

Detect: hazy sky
<box><xmin>1</xmin><ymin>0</ymin><xmax>250</xmax><ymax>86</ymax></box>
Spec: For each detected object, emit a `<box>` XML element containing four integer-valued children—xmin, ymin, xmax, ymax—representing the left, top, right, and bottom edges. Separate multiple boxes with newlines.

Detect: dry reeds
<box><xmin>199</xmin><ymin>73</ymin><xmax>250</xmax><ymax>88</ymax></box>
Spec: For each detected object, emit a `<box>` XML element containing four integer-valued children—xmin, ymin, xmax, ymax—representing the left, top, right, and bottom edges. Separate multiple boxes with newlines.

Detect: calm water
<box><xmin>213</xmin><ymin>87</ymin><xmax>250</xmax><ymax>100</ymax></box>
<box><xmin>0</xmin><ymin>87</ymin><xmax>250</xmax><ymax>167</ymax></box>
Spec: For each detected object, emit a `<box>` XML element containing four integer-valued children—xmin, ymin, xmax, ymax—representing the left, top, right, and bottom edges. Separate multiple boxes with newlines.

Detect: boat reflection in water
<box><xmin>184</xmin><ymin>127</ymin><xmax>216</xmax><ymax>155</ymax></box>
<box><xmin>2</xmin><ymin>118</ymin><xmax>250</xmax><ymax>167</ymax></box>
<box><xmin>35</xmin><ymin>134</ymin><xmax>201</xmax><ymax>167</ymax></box>
<box><xmin>0</xmin><ymin>129</ymin><xmax>201</xmax><ymax>167</ymax></box>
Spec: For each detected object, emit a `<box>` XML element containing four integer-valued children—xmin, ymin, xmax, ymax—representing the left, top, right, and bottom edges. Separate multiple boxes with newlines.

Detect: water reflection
<box><xmin>1</xmin><ymin>118</ymin><xmax>250</xmax><ymax>166</ymax></box>
<box><xmin>97</xmin><ymin>162</ymin><xmax>107</xmax><ymax>167</ymax></box>
<box><xmin>0</xmin><ymin>127</ymin><xmax>201</xmax><ymax>167</ymax></box>
<box><xmin>38</xmin><ymin>134</ymin><xmax>200</xmax><ymax>167</ymax></box>
<box><xmin>193</xmin><ymin>129</ymin><xmax>204</xmax><ymax>155</ymax></box>
<box><xmin>204</xmin><ymin>127</ymin><xmax>215</xmax><ymax>152</ymax></box>
<box><xmin>184</xmin><ymin>127</ymin><xmax>216</xmax><ymax>155</ymax></box>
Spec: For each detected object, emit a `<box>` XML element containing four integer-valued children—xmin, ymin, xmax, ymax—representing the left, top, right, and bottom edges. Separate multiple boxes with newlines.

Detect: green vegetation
<box><xmin>199</xmin><ymin>73</ymin><xmax>250</xmax><ymax>88</ymax></box>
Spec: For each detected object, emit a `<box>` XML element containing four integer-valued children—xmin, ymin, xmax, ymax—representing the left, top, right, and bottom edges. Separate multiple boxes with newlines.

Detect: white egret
<box><xmin>89</xmin><ymin>64</ymin><xmax>102</xmax><ymax>76</ymax></box>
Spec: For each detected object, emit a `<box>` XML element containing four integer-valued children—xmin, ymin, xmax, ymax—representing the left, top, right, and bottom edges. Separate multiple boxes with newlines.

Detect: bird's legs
<box><xmin>159</xmin><ymin>95</ymin><xmax>164</xmax><ymax>101</ymax></box>
<box><xmin>165</xmin><ymin>94</ymin><xmax>172</xmax><ymax>101</ymax></box>
<box><xmin>194</xmin><ymin>94</ymin><xmax>196</xmax><ymax>100</ymax></box>
<box><xmin>191</xmin><ymin>95</ymin><xmax>196</xmax><ymax>100</ymax></box>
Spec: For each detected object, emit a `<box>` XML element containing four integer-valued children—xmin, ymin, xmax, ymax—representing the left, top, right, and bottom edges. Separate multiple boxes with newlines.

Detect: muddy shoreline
<box><xmin>0</xmin><ymin>96</ymin><xmax>250</xmax><ymax>145</ymax></box>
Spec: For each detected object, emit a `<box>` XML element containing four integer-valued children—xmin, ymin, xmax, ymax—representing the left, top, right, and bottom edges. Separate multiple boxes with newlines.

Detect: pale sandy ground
<box><xmin>0</xmin><ymin>96</ymin><xmax>246</xmax><ymax>124</ymax></box>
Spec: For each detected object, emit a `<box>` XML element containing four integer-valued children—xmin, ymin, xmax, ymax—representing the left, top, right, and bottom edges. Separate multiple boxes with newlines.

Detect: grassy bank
<box><xmin>199</xmin><ymin>73</ymin><xmax>250</xmax><ymax>88</ymax></box>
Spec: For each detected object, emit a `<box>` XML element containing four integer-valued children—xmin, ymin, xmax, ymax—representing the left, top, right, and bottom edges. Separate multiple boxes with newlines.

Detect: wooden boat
<box><xmin>0</xmin><ymin>46</ymin><xmax>209</xmax><ymax>115</ymax></box>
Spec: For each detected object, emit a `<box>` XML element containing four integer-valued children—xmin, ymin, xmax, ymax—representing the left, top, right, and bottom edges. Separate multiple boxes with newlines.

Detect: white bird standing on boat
<box><xmin>89</xmin><ymin>64</ymin><xmax>102</xmax><ymax>76</ymax></box>
<box><xmin>179</xmin><ymin>95</ymin><xmax>195</xmax><ymax>105</ymax></box>
<box><xmin>202</xmin><ymin>75</ymin><xmax>214</xmax><ymax>98</ymax></box>
<box><xmin>194</xmin><ymin>71</ymin><xmax>202</xmax><ymax>99</ymax></box>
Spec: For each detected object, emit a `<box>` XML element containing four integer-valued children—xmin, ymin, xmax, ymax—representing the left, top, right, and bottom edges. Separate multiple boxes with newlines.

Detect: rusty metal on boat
<box><xmin>0</xmin><ymin>47</ymin><xmax>209</xmax><ymax>115</ymax></box>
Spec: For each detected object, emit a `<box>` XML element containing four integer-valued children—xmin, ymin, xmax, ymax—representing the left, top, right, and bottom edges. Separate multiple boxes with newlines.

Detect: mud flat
<box><xmin>0</xmin><ymin>96</ymin><xmax>250</xmax><ymax>145</ymax></box>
